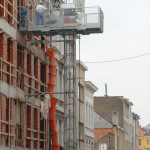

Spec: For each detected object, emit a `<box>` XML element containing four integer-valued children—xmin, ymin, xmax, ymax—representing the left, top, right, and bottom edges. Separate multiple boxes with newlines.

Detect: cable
<box><xmin>83</xmin><ymin>52</ymin><xmax>150</xmax><ymax>63</ymax></box>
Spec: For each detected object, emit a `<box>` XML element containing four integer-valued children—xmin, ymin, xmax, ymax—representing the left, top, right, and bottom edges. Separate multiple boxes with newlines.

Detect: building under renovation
<box><xmin>0</xmin><ymin>0</ymin><xmax>103</xmax><ymax>149</ymax></box>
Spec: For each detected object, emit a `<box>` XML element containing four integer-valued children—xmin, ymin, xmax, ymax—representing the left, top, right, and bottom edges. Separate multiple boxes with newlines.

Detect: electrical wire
<box><xmin>83</xmin><ymin>52</ymin><xmax>150</xmax><ymax>63</ymax></box>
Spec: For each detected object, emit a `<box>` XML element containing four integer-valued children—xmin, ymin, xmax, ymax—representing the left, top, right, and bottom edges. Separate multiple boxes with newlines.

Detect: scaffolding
<box><xmin>17</xmin><ymin>0</ymin><xmax>104</xmax><ymax>150</ymax></box>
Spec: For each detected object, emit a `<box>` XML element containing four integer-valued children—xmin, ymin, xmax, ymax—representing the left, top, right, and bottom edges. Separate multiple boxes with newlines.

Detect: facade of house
<box><xmin>94</xmin><ymin>112</ymin><xmax>125</xmax><ymax>150</ymax></box>
<box><xmin>94</xmin><ymin>96</ymin><xmax>140</xmax><ymax>150</ymax></box>
<box><xmin>76</xmin><ymin>60</ymin><xmax>88</xmax><ymax>150</ymax></box>
<box><xmin>139</xmin><ymin>128</ymin><xmax>150</xmax><ymax>150</ymax></box>
<box><xmin>85</xmin><ymin>81</ymin><xmax>98</xmax><ymax>150</ymax></box>
<box><xmin>0</xmin><ymin>0</ymin><xmax>74</xmax><ymax>149</ymax></box>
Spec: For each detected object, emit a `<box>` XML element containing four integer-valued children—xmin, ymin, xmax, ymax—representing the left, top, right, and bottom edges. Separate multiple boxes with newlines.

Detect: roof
<box><xmin>85</xmin><ymin>81</ymin><xmax>98</xmax><ymax>92</ymax></box>
<box><xmin>124</xmin><ymin>98</ymin><xmax>133</xmax><ymax>106</ymax></box>
<box><xmin>76</xmin><ymin>60</ymin><xmax>88</xmax><ymax>71</ymax></box>
<box><xmin>141</xmin><ymin>128</ymin><xmax>150</xmax><ymax>136</ymax></box>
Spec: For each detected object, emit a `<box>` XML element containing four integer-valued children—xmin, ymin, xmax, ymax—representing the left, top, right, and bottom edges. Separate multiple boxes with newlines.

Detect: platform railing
<box><xmin>19</xmin><ymin>6</ymin><xmax>104</xmax><ymax>32</ymax></box>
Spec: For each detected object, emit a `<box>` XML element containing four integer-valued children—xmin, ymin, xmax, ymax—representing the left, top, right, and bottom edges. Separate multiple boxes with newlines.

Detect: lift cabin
<box><xmin>19</xmin><ymin>3</ymin><xmax>104</xmax><ymax>35</ymax></box>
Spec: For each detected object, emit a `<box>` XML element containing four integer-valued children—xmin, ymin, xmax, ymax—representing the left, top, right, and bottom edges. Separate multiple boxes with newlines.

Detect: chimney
<box><xmin>104</xmin><ymin>83</ymin><xmax>108</xmax><ymax>97</ymax></box>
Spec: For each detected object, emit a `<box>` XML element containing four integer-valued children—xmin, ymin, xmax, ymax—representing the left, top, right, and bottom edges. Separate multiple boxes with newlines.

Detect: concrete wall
<box><xmin>94</xmin><ymin>112</ymin><xmax>114</xmax><ymax>129</ymax></box>
<box><xmin>115</xmin><ymin>127</ymin><xmax>125</xmax><ymax>150</ymax></box>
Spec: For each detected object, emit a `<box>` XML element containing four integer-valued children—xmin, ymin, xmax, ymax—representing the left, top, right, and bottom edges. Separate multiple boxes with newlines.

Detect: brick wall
<box><xmin>1</xmin><ymin>95</ymin><xmax>6</xmax><ymax>145</ymax></box>
<box><xmin>0</xmin><ymin>33</ymin><xmax>8</xmax><ymax>82</ymax></box>
<box><xmin>94</xmin><ymin>129</ymin><xmax>115</xmax><ymax>136</ymax></box>
<box><xmin>94</xmin><ymin>96</ymin><xmax>124</xmax><ymax>128</ymax></box>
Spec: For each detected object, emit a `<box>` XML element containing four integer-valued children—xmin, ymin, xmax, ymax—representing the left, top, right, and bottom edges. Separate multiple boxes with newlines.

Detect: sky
<box><xmin>76</xmin><ymin>0</ymin><xmax>150</xmax><ymax>127</ymax></box>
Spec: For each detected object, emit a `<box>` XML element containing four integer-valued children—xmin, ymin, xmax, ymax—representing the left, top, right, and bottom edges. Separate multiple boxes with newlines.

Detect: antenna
<box><xmin>104</xmin><ymin>83</ymin><xmax>108</xmax><ymax>97</ymax></box>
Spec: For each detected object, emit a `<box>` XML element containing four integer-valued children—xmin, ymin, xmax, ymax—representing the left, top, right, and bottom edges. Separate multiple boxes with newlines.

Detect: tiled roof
<box><xmin>141</xmin><ymin>128</ymin><xmax>150</xmax><ymax>136</ymax></box>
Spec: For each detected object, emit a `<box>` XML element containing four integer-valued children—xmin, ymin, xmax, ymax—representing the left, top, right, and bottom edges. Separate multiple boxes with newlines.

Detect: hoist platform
<box><xmin>19</xmin><ymin>5</ymin><xmax>104</xmax><ymax>36</ymax></box>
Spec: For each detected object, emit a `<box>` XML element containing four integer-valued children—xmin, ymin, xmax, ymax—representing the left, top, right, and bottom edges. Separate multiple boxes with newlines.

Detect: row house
<box><xmin>94</xmin><ymin>96</ymin><xmax>140</xmax><ymax>150</ymax></box>
<box><xmin>85</xmin><ymin>81</ymin><xmax>98</xmax><ymax>150</ymax></box>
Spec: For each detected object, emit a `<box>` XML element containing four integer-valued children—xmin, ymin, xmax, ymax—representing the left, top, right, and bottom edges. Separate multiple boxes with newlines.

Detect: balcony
<box><xmin>19</xmin><ymin>5</ymin><xmax>104</xmax><ymax>36</ymax></box>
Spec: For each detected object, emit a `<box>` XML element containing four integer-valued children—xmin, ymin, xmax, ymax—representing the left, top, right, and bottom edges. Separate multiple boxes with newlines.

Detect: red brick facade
<box><xmin>0</xmin><ymin>22</ymin><xmax>49</xmax><ymax>149</ymax></box>
<box><xmin>0</xmin><ymin>0</ymin><xmax>51</xmax><ymax>148</ymax></box>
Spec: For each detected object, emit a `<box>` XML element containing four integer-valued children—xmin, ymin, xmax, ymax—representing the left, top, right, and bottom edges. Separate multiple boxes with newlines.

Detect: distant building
<box><xmin>94</xmin><ymin>112</ymin><xmax>124</xmax><ymax>150</ymax></box>
<box><xmin>139</xmin><ymin>127</ymin><xmax>150</xmax><ymax>150</ymax></box>
<box><xmin>85</xmin><ymin>81</ymin><xmax>98</xmax><ymax>150</ymax></box>
<box><xmin>94</xmin><ymin>96</ymin><xmax>140</xmax><ymax>150</ymax></box>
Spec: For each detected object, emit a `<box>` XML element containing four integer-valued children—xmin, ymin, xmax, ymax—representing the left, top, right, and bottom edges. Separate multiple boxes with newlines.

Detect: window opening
<box><xmin>40</xmin><ymin>113</ymin><xmax>45</xmax><ymax>148</ymax></box>
<box><xmin>112</xmin><ymin>111</ymin><xmax>118</xmax><ymax>125</ymax></box>
<box><xmin>59</xmin><ymin>71</ymin><xmax>62</xmax><ymax>99</ymax></box>
<box><xmin>33</xmin><ymin>107</ymin><xmax>38</xmax><ymax>149</ymax></box>
<box><xmin>40</xmin><ymin>63</ymin><xmax>45</xmax><ymax>96</ymax></box>
<box><xmin>78</xmin><ymin>83</ymin><xmax>83</xmax><ymax>101</ymax></box>
<box><xmin>6</xmin><ymin>98</ymin><xmax>9</xmax><ymax>146</ymax></box>
<box><xmin>17</xmin><ymin>0</ymin><xmax>24</xmax><ymax>28</ymax></box>
<box><xmin>79</xmin><ymin>122</ymin><xmax>83</xmax><ymax>140</ymax></box>
<box><xmin>41</xmin><ymin>36</ymin><xmax>45</xmax><ymax>49</ymax></box>
<box><xmin>34</xmin><ymin>56</ymin><xmax>36</xmax><ymax>76</ymax></box>
<box><xmin>147</xmin><ymin>139</ymin><xmax>149</xmax><ymax>144</ymax></box>
<box><xmin>27</xmin><ymin>53</ymin><xmax>30</xmax><ymax>74</ymax></box>
<box><xmin>7</xmin><ymin>39</ymin><xmax>11</xmax><ymax>83</ymax></box>
<box><xmin>26</xmin><ymin>105</ymin><xmax>31</xmax><ymax>148</ymax></box>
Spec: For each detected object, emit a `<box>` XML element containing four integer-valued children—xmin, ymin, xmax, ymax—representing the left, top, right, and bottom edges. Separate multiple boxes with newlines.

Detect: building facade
<box><xmin>76</xmin><ymin>60</ymin><xmax>88</xmax><ymax>150</ymax></box>
<box><xmin>0</xmin><ymin>0</ymin><xmax>74</xmax><ymax>149</ymax></box>
<box><xmin>94</xmin><ymin>96</ymin><xmax>139</xmax><ymax>150</ymax></box>
<box><xmin>85</xmin><ymin>81</ymin><xmax>98</xmax><ymax>150</ymax></box>
<box><xmin>139</xmin><ymin>128</ymin><xmax>150</xmax><ymax>150</ymax></box>
<box><xmin>94</xmin><ymin>112</ymin><xmax>125</xmax><ymax>150</ymax></box>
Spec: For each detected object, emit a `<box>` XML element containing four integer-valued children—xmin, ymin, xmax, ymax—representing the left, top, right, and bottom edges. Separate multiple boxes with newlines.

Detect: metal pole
<box><xmin>25</xmin><ymin>92</ymin><xmax>73</xmax><ymax>97</ymax></box>
<box><xmin>0</xmin><ymin>58</ymin><xmax>2</xmax><ymax>145</ymax></box>
<box><xmin>9</xmin><ymin>63</ymin><xmax>11</xmax><ymax>146</ymax></box>
<box><xmin>31</xmin><ymin>103</ymin><xmax>33</xmax><ymax>149</ymax></box>
<box><xmin>78</xmin><ymin>34</ymin><xmax>81</xmax><ymax>149</ymax></box>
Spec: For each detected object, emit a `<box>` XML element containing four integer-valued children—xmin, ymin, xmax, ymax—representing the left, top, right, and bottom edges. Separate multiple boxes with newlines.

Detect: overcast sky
<box><xmin>76</xmin><ymin>0</ymin><xmax>150</xmax><ymax>127</ymax></box>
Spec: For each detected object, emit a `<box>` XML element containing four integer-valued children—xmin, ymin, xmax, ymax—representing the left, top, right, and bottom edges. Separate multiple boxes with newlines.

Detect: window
<box><xmin>40</xmin><ymin>114</ymin><xmax>45</xmax><ymax>148</ymax></box>
<box><xmin>146</xmin><ymin>148</ymin><xmax>150</xmax><ymax>150</ymax></box>
<box><xmin>79</xmin><ymin>122</ymin><xmax>84</xmax><ymax>140</ymax></box>
<box><xmin>41</xmin><ymin>36</ymin><xmax>45</xmax><ymax>48</ymax></box>
<box><xmin>147</xmin><ymin>140</ymin><xmax>149</xmax><ymax>144</ymax></box>
<box><xmin>86</xmin><ymin>103</ymin><xmax>88</xmax><ymax>125</ymax></box>
<box><xmin>59</xmin><ymin>71</ymin><xmax>62</xmax><ymax>100</ymax></box>
<box><xmin>27</xmin><ymin>53</ymin><xmax>30</xmax><ymax>74</ymax></box>
<box><xmin>40</xmin><ymin>62</ymin><xmax>46</xmax><ymax>96</ymax></box>
<box><xmin>112</xmin><ymin>111</ymin><xmax>118</xmax><ymax>125</ymax></box>
<box><xmin>139</xmin><ymin>139</ymin><xmax>141</xmax><ymax>146</ymax></box>
<box><xmin>78</xmin><ymin>83</ymin><xmax>83</xmax><ymax>102</ymax></box>
<box><xmin>26</xmin><ymin>105</ymin><xmax>31</xmax><ymax>148</ymax></box>
<box><xmin>7</xmin><ymin>39</ymin><xmax>11</xmax><ymax>83</ymax></box>
<box><xmin>89</xmin><ymin>105</ymin><xmax>90</xmax><ymax>127</ymax></box>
